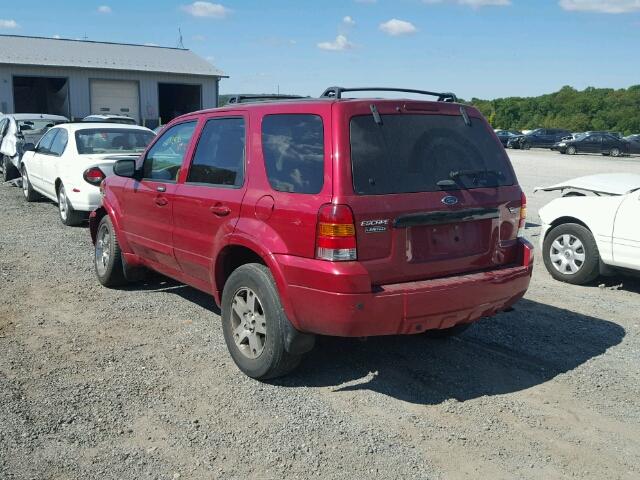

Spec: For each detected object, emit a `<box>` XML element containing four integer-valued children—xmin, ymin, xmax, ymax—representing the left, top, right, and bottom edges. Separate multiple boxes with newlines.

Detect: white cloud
<box><xmin>192</xmin><ymin>34</ymin><xmax>206</xmax><ymax>41</ymax></box>
<box><xmin>52</xmin><ymin>34</ymin><xmax>61</xmax><ymax>39</ymax></box>
<box><xmin>379</xmin><ymin>19</ymin><xmax>418</xmax><ymax>36</ymax></box>
<box><xmin>317</xmin><ymin>34</ymin><xmax>353</xmax><ymax>51</ymax></box>
<box><xmin>343</xmin><ymin>15</ymin><xmax>356</xmax><ymax>25</ymax></box>
<box><xmin>144</xmin><ymin>42</ymin><xmax>158</xmax><ymax>46</ymax></box>
<box><xmin>181</xmin><ymin>2</ymin><xmax>229</xmax><ymax>18</ymax></box>
<box><xmin>97</xmin><ymin>5</ymin><xmax>112</xmax><ymax>14</ymax></box>
<box><xmin>559</xmin><ymin>0</ymin><xmax>640</xmax><ymax>13</ymax></box>
<box><xmin>0</xmin><ymin>19</ymin><xmax>19</xmax><ymax>29</ymax></box>
<box><xmin>423</xmin><ymin>0</ymin><xmax>510</xmax><ymax>6</ymax></box>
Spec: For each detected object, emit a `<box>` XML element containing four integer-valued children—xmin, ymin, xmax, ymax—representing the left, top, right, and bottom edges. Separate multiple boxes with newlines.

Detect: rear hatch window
<box><xmin>347</xmin><ymin>111</ymin><xmax>521</xmax><ymax>285</ymax></box>
<box><xmin>350</xmin><ymin>113</ymin><xmax>514</xmax><ymax>195</ymax></box>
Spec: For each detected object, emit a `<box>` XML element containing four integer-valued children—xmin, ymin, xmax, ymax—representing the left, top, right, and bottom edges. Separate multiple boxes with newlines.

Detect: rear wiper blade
<box><xmin>436</xmin><ymin>179</ymin><xmax>458</xmax><ymax>189</ymax></box>
<box><xmin>449</xmin><ymin>169</ymin><xmax>503</xmax><ymax>179</ymax></box>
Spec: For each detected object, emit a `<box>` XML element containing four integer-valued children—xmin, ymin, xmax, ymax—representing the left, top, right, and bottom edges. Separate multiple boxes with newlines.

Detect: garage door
<box><xmin>90</xmin><ymin>80</ymin><xmax>140</xmax><ymax>123</ymax></box>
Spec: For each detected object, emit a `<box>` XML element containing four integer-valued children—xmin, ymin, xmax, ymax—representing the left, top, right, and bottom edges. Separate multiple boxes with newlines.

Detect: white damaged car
<box><xmin>536</xmin><ymin>173</ymin><xmax>640</xmax><ymax>284</ymax></box>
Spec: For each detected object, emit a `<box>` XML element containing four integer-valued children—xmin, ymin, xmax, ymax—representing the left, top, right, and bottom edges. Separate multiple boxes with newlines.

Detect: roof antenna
<box><xmin>177</xmin><ymin>27</ymin><xmax>185</xmax><ymax>49</ymax></box>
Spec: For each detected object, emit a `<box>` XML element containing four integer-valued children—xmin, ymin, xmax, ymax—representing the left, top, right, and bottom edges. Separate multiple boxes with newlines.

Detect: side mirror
<box><xmin>23</xmin><ymin>143</ymin><xmax>36</xmax><ymax>152</ymax></box>
<box><xmin>113</xmin><ymin>158</ymin><xmax>137</xmax><ymax>178</ymax></box>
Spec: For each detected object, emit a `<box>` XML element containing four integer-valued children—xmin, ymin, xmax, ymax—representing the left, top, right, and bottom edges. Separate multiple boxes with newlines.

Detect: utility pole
<box><xmin>177</xmin><ymin>28</ymin><xmax>185</xmax><ymax>49</ymax></box>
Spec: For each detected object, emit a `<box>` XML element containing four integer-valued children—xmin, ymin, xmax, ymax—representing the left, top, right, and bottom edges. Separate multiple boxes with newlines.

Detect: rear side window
<box><xmin>350</xmin><ymin>114</ymin><xmax>515</xmax><ymax>195</ymax></box>
<box><xmin>261</xmin><ymin>114</ymin><xmax>324</xmax><ymax>194</ymax></box>
<box><xmin>143</xmin><ymin>121</ymin><xmax>196</xmax><ymax>181</ymax></box>
<box><xmin>49</xmin><ymin>129</ymin><xmax>68</xmax><ymax>156</ymax></box>
<box><xmin>36</xmin><ymin>128</ymin><xmax>58</xmax><ymax>154</ymax></box>
<box><xmin>187</xmin><ymin>117</ymin><xmax>245</xmax><ymax>187</ymax></box>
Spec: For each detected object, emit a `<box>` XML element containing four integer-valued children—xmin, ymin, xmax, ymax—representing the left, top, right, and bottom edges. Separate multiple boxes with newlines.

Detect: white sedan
<box><xmin>21</xmin><ymin>122</ymin><xmax>155</xmax><ymax>225</ymax></box>
<box><xmin>536</xmin><ymin>174</ymin><xmax>640</xmax><ymax>284</ymax></box>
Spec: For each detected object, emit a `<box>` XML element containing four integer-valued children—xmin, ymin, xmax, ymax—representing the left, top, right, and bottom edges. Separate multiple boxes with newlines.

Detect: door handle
<box><xmin>156</xmin><ymin>185</ymin><xmax>166</xmax><ymax>193</ymax></box>
<box><xmin>210</xmin><ymin>204</ymin><xmax>231</xmax><ymax>216</ymax></box>
<box><xmin>155</xmin><ymin>197</ymin><xmax>168</xmax><ymax>207</ymax></box>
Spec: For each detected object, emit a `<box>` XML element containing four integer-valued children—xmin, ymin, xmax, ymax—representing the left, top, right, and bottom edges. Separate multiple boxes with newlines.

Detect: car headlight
<box><xmin>558</xmin><ymin>142</ymin><xmax>566</xmax><ymax>146</ymax></box>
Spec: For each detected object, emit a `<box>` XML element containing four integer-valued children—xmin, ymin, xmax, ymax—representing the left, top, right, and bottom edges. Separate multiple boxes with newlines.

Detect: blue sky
<box><xmin>1</xmin><ymin>0</ymin><xmax>639</xmax><ymax>99</ymax></box>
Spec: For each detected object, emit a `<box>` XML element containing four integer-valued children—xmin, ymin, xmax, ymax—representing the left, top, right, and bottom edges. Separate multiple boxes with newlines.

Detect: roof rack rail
<box><xmin>320</xmin><ymin>87</ymin><xmax>458</xmax><ymax>103</ymax></box>
<box><xmin>227</xmin><ymin>94</ymin><xmax>305</xmax><ymax>105</ymax></box>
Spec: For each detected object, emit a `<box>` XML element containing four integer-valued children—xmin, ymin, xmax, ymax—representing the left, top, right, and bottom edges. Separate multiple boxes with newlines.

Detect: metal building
<box><xmin>0</xmin><ymin>35</ymin><xmax>225</xmax><ymax>128</ymax></box>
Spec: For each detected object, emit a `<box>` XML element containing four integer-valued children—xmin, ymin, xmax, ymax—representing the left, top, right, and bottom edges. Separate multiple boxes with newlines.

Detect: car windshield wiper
<box><xmin>449</xmin><ymin>169</ymin><xmax>504</xmax><ymax>179</ymax></box>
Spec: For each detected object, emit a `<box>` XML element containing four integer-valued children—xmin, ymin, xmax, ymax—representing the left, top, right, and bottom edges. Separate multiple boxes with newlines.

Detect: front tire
<box><xmin>566</xmin><ymin>145</ymin><xmax>576</xmax><ymax>155</ymax></box>
<box><xmin>21</xmin><ymin>166</ymin><xmax>39</xmax><ymax>202</ymax></box>
<box><xmin>57</xmin><ymin>183</ymin><xmax>84</xmax><ymax>226</ymax></box>
<box><xmin>543</xmin><ymin>223</ymin><xmax>600</xmax><ymax>285</ymax></box>
<box><xmin>522</xmin><ymin>141</ymin><xmax>531</xmax><ymax>150</ymax></box>
<box><xmin>221</xmin><ymin>263</ymin><xmax>302</xmax><ymax>379</ymax></box>
<box><xmin>94</xmin><ymin>215</ymin><xmax>127</xmax><ymax>287</ymax></box>
<box><xmin>610</xmin><ymin>147</ymin><xmax>621</xmax><ymax>157</ymax></box>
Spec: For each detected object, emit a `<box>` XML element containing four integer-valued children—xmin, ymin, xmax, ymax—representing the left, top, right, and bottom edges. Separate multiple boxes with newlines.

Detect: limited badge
<box><xmin>361</xmin><ymin>219</ymin><xmax>388</xmax><ymax>233</ymax></box>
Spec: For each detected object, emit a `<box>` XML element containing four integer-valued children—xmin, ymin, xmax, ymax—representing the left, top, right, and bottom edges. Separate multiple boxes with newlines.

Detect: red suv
<box><xmin>89</xmin><ymin>87</ymin><xmax>533</xmax><ymax>379</ymax></box>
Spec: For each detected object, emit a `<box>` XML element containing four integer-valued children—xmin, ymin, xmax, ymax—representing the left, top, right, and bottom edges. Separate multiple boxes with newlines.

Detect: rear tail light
<box><xmin>83</xmin><ymin>167</ymin><xmax>106</xmax><ymax>186</ymax></box>
<box><xmin>518</xmin><ymin>191</ymin><xmax>527</xmax><ymax>238</ymax></box>
<box><xmin>316</xmin><ymin>204</ymin><xmax>357</xmax><ymax>261</ymax></box>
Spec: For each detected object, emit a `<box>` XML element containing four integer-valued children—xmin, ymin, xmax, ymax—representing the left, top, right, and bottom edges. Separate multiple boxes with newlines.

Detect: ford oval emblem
<box><xmin>441</xmin><ymin>195</ymin><xmax>459</xmax><ymax>206</ymax></box>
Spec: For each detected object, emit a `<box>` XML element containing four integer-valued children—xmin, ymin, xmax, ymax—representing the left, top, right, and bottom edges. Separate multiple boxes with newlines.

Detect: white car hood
<box><xmin>534</xmin><ymin>173</ymin><xmax>640</xmax><ymax>196</ymax></box>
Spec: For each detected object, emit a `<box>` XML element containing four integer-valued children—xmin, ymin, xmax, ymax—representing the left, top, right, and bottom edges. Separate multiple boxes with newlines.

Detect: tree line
<box><xmin>469</xmin><ymin>85</ymin><xmax>640</xmax><ymax>135</ymax></box>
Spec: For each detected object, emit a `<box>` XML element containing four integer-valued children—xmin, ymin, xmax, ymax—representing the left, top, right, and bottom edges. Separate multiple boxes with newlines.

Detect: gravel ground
<box><xmin>1</xmin><ymin>149</ymin><xmax>640</xmax><ymax>480</ymax></box>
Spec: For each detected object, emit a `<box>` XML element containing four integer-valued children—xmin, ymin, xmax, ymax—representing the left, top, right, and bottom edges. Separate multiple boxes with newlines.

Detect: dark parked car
<box><xmin>494</xmin><ymin>130</ymin><xmax>521</xmax><ymax>147</ymax></box>
<box><xmin>624</xmin><ymin>134</ymin><xmax>640</xmax><ymax>154</ymax></box>
<box><xmin>552</xmin><ymin>133</ymin><xmax>630</xmax><ymax>157</ymax></box>
<box><xmin>508</xmin><ymin>128</ymin><xmax>572</xmax><ymax>150</ymax></box>
<box><xmin>89</xmin><ymin>86</ymin><xmax>533</xmax><ymax>379</ymax></box>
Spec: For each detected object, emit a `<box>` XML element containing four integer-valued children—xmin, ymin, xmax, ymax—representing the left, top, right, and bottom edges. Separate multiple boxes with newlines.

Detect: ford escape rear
<box><xmin>90</xmin><ymin>86</ymin><xmax>533</xmax><ymax>379</ymax></box>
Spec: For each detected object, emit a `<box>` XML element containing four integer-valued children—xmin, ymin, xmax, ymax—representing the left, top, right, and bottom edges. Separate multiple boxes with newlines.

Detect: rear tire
<box><xmin>542</xmin><ymin>223</ymin><xmax>600</xmax><ymax>285</ymax></box>
<box><xmin>57</xmin><ymin>183</ymin><xmax>84</xmax><ymax>226</ymax></box>
<box><xmin>2</xmin><ymin>156</ymin><xmax>19</xmax><ymax>182</ymax></box>
<box><xmin>424</xmin><ymin>323</ymin><xmax>471</xmax><ymax>338</ymax></box>
<box><xmin>94</xmin><ymin>215</ymin><xmax>127</xmax><ymax>287</ymax></box>
<box><xmin>610</xmin><ymin>147</ymin><xmax>621</xmax><ymax>157</ymax></box>
<box><xmin>21</xmin><ymin>166</ymin><xmax>39</xmax><ymax>202</ymax></box>
<box><xmin>221</xmin><ymin>263</ymin><xmax>302</xmax><ymax>379</ymax></box>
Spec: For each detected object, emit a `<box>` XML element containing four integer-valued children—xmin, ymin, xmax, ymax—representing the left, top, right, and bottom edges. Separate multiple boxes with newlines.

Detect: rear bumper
<box><xmin>279</xmin><ymin>239</ymin><xmax>534</xmax><ymax>337</ymax></box>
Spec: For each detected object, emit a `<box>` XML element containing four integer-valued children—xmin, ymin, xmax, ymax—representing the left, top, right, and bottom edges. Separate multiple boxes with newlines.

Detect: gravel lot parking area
<box><xmin>1</xmin><ymin>149</ymin><xmax>639</xmax><ymax>480</ymax></box>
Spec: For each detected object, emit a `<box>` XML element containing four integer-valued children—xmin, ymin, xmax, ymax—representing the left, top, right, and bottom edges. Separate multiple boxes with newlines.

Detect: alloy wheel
<box><xmin>58</xmin><ymin>186</ymin><xmax>68</xmax><ymax>221</ymax></box>
<box><xmin>230</xmin><ymin>287</ymin><xmax>267</xmax><ymax>359</ymax></box>
<box><xmin>95</xmin><ymin>224</ymin><xmax>111</xmax><ymax>276</ymax></box>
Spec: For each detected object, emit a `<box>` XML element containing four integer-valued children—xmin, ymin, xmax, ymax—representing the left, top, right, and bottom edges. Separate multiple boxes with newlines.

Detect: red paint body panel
<box><xmin>94</xmin><ymin>97</ymin><xmax>533</xmax><ymax>337</ymax></box>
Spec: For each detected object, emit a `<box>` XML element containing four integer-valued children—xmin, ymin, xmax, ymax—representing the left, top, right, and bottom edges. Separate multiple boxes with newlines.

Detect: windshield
<box><xmin>75</xmin><ymin>129</ymin><xmax>154</xmax><ymax>154</ymax></box>
<box><xmin>350</xmin><ymin>113</ymin><xmax>515</xmax><ymax>195</ymax></box>
<box><xmin>18</xmin><ymin>119</ymin><xmax>66</xmax><ymax>135</ymax></box>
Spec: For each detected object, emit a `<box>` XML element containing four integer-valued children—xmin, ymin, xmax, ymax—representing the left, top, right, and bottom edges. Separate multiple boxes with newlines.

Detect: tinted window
<box><xmin>187</xmin><ymin>118</ymin><xmax>245</xmax><ymax>187</ymax></box>
<box><xmin>76</xmin><ymin>129</ymin><xmax>154</xmax><ymax>155</ymax></box>
<box><xmin>49</xmin><ymin>129</ymin><xmax>68</xmax><ymax>156</ymax></box>
<box><xmin>17</xmin><ymin>119</ymin><xmax>65</xmax><ymax>135</ymax></box>
<box><xmin>143</xmin><ymin>121</ymin><xmax>196</xmax><ymax>181</ymax></box>
<box><xmin>350</xmin><ymin>114</ymin><xmax>515</xmax><ymax>195</ymax></box>
<box><xmin>262</xmin><ymin>114</ymin><xmax>324</xmax><ymax>194</ymax></box>
<box><xmin>37</xmin><ymin>129</ymin><xmax>59</xmax><ymax>154</ymax></box>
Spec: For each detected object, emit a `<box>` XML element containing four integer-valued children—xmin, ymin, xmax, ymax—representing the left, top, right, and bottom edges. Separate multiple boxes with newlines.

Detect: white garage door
<box><xmin>90</xmin><ymin>80</ymin><xmax>140</xmax><ymax>123</ymax></box>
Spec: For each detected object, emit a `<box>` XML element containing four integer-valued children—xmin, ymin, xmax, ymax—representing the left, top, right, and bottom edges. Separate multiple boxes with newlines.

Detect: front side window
<box><xmin>261</xmin><ymin>114</ymin><xmax>324</xmax><ymax>194</ymax></box>
<box><xmin>142</xmin><ymin>122</ymin><xmax>197</xmax><ymax>181</ymax></box>
<box><xmin>187</xmin><ymin>117</ymin><xmax>245</xmax><ymax>187</ymax></box>
<box><xmin>49</xmin><ymin>129</ymin><xmax>68</xmax><ymax>156</ymax></box>
<box><xmin>36</xmin><ymin>129</ymin><xmax>59</xmax><ymax>154</ymax></box>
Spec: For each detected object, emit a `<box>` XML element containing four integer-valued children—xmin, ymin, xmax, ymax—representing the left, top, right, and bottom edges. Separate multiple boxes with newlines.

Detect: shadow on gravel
<box><xmin>273</xmin><ymin>298</ymin><xmax>625</xmax><ymax>405</ymax></box>
<box><xmin>590</xmin><ymin>275</ymin><xmax>640</xmax><ymax>294</ymax></box>
<box><xmin>124</xmin><ymin>275</ymin><xmax>221</xmax><ymax>315</ymax></box>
